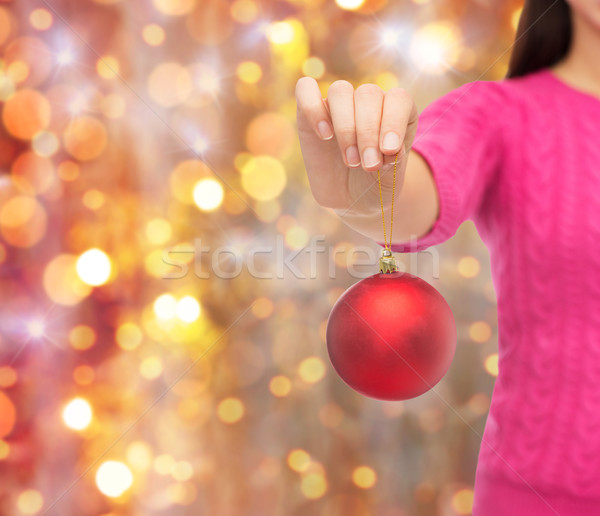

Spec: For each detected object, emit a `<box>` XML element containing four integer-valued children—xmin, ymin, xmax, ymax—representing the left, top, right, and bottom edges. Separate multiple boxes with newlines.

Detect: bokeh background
<box><xmin>0</xmin><ymin>0</ymin><xmax>524</xmax><ymax>514</ymax></box>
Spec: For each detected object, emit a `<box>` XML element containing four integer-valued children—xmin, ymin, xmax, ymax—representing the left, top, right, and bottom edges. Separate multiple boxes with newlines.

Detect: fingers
<box><xmin>380</xmin><ymin>88</ymin><xmax>417</xmax><ymax>157</ymax></box>
<box><xmin>354</xmin><ymin>83</ymin><xmax>384</xmax><ymax>171</ymax></box>
<box><xmin>326</xmin><ymin>80</ymin><xmax>361</xmax><ymax>169</ymax></box>
<box><xmin>295</xmin><ymin>76</ymin><xmax>334</xmax><ymax>141</ymax></box>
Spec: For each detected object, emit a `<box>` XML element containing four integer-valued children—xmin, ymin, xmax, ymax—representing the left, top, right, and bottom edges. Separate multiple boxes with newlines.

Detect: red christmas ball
<box><xmin>326</xmin><ymin>271</ymin><xmax>456</xmax><ymax>401</ymax></box>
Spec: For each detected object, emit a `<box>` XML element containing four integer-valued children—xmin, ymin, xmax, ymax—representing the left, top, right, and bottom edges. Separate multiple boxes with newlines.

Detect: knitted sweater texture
<box><xmin>388</xmin><ymin>68</ymin><xmax>600</xmax><ymax>515</ymax></box>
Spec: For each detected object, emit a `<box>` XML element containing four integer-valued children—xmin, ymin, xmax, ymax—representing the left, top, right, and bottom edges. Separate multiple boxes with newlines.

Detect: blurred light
<box><xmin>217</xmin><ymin>397</ymin><xmax>245</xmax><ymax>424</ymax></box>
<box><xmin>116</xmin><ymin>322</ymin><xmax>143</xmax><ymax>350</ymax></box>
<box><xmin>140</xmin><ymin>356</ymin><xmax>163</xmax><ymax>379</ymax></box>
<box><xmin>126</xmin><ymin>441</ymin><xmax>153</xmax><ymax>472</ymax></box>
<box><xmin>26</xmin><ymin>319</ymin><xmax>45</xmax><ymax>338</ymax></box>
<box><xmin>97</xmin><ymin>56</ymin><xmax>120</xmax><ymax>79</ymax></box>
<box><xmin>301</xmin><ymin>472</ymin><xmax>327</xmax><ymax>499</ymax></box>
<box><xmin>57</xmin><ymin>160</ymin><xmax>79</xmax><ymax>181</ymax></box>
<box><xmin>0</xmin><ymin>439</ymin><xmax>9</xmax><ymax>460</ymax></box>
<box><xmin>154</xmin><ymin>454</ymin><xmax>175</xmax><ymax>475</ymax></box>
<box><xmin>193</xmin><ymin>178</ymin><xmax>224</xmax><ymax>211</ymax></box>
<box><xmin>0</xmin><ymin>366</ymin><xmax>17</xmax><ymax>388</ymax></box>
<box><xmin>56</xmin><ymin>49</ymin><xmax>74</xmax><ymax>66</ymax></box>
<box><xmin>269</xmin><ymin>375</ymin><xmax>291</xmax><ymax>397</ymax></box>
<box><xmin>172</xmin><ymin>461</ymin><xmax>194</xmax><ymax>481</ymax></box>
<box><xmin>265</xmin><ymin>22</ymin><xmax>295</xmax><ymax>45</ymax></box>
<box><xmin>298</xmin><ymin>357</ymin><xmax>326</xmax><ymax>384</ymax></box>
<box><xmin>484</xmin><ymin>353</ymin><xmax>499</xmax><ymax>377</ymax></box>
<box><xmin>302</xmin><ymin>57</ymin><xmax>325</xmax><ymax>79</ymax></box>
<box><xmin>154</xmin><ymin>294</ymin><xmax>177</xmax><ymax>320</ymax></box>
<box><xmin>62</xmin><ymin>397</ymin><xmax>93</xmax><ymax>430</ymax></box>
<box><xmin>192</xmin><ymin>136</ymin><xmax>209</xmax><ymax>154</ymax></box>
<box><xmin>30</xmin><ymin>9</ymin><xmax>53</xmax><ymax>31</ymax></box>
<box><xmin>176</xmin><ymin>296</ymin><xmax>201</xmax><ymax>323</ymax></box>
<box><xmin>512</xmin><ymin>8</ymin><xmax>523</xmax><ymax>30</ymax></box>
<box><xmin>287</xmin><ymin>449</ymin><xmax>310</xmax><ymax>472</ymax></box>
<box><xmin>335</xmin><ymin>0</ymin><xmax>365</xmax><ymax>10</ymax></box>
<box><xmin>153</xmin><ymin>0</ymin><xmax>194</xmax><ymax>16</ymax></box>
<box><xmin>452</xmin><ymin>488</ymin><xmax>474</xmax><ymax>514</ymax></box>
<box><xmin>231</xmin><ymin>0</ymin><xmax>259</xmax><ymax>23</ymax></box>
<box><xmin>17</xmin><ymin>490</ymin><xmax>44</xmax><ymax>515</ymax></box>
<box><xmin>469</xmin><ymin>321</ymin><xmax>491</xmax><ymax>343</ymax></box>
<box><xmin>95</xmin><ymin>461</ymin><xmax>133</xmax><ymax>498</ymax></box>
<box><xmin>32</xmin><ymin>131</ymin><xmax>59</xmax><ymax>157</ymax></box>
<box><xmin>69</xmin><ymin>325</ymin><xmax>96</xmax><ymax>350</ymax></box>
<box><xmin>237</xmin><ymin>61</ymin><xmax>262</xmax><ymax>84</ymax></box>
<box><xmin>82</xmin><ymin>189</ymin><xmax>105</xmax><ymax>210</ymax></box>
<box><xmin>352</xmin><ymin>466</ymin><xmax>377</xmax><ymax>489</ymax></box>
<box><xmin>76</xmin><ymin>248</ymin><xmax>112</xmax><ymax>286</ymax></box>
<box><xmin>381</xmin><ymin>28</ymin><xmax>401</xmax><ymax>48</ymax></box>
<box><xmin>241</xmin><ymin>155</ymin><xmax>286</xmax><ymax>201</ymax></box>
<box><xmin>146</xmin><ymin>218</ymin><xmax>172</xmax><ymax>245</ymax></box>
<box><xmin>410</xmin><ymin>22</ymin><xmax>461</xmax><ymax>74</ymax></box>
<box><xmin>251</xmin><ymin>297</ymin><xmax>273</xmax><ymax>319</ymax></box>
<box><xmin>319</xmin><ymin>403</ymin><xmax>344</xmax><ymax>428</ymax></box>
<box><xmin>458</xmin><ymin>255</ymin><xmax>480</xmax><ymax>278</ymax></box>
<box><xmin>2</xmin><ymin>90</ymin><xmax>51</xmax><ymax>140</ymax></box>
<box><xmin>73</xmin><ymin>365</ymin><xmax>95</xmax><ymax>385</ymax></box>
<box><xmin>142</xmin><ymin>24</ymin><xmax>165</xmax><ymax>46</ymax></box>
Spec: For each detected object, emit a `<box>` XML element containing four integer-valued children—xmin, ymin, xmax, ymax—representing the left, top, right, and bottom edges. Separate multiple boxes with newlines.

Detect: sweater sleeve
<box><xmin>380</xmin><ymin>80</ymin><xmax>504</xmax><ymax>253</ymax></box>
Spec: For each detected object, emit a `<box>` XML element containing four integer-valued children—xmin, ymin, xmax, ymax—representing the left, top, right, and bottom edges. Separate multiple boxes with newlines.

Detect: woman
<box><xmin>295</xmin><ymin>1</ymin><xmax>600</xmax><ymax>514</ymax></box>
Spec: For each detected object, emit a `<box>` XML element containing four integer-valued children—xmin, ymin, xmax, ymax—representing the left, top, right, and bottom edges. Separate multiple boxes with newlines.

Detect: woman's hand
<box><xmin>295</xmin><ymin>76</ymin><xmax>419</xmax><ymax>215</ymax></box>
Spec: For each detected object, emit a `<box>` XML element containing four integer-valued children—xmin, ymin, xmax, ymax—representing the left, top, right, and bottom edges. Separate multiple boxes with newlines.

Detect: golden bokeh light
<box><xmin>96</xmin><ymin>56</ymin><xmax>120</xmax><ymax>79</ymax></box>
<box><xmin>352</xmin><ymin>466</ymin><xmax>377</xmax><ymax>489</ymax></box>
<box><xmin>469</xmin><ymin>321</ymin><xmax>492</xmax><ymax>343</ymax></box>
<box><xmin>147</xmin><ymin>62</ymin><xmax>192</xmax><ymax>107</ymax></box>
<box><xmin>452</xmin><ymin>488</ymin><xmax>475</xmax><ymax>514</ymax></box>
<box><xmin>16</xmin><ymin>489</ymin><xmax>44</xmax><ymax>515</ymax></box>
<box><xmin>140</xmin><ymin>356</ymin><xmax>163</xmax><ymax>379</ymax></box>
<box><xmin>142</xmin><ymin>24</ymin><xmax>165</xmax><ymax>46</ymax></box>
<box><xmin>240</xmin><ymin>155</ymin><xmax>286</xmax><ymax>201</ymax></box>
<box><xmin>170</xmin><ymin>159</ymin><xmax>213</xmax><ymax>204</ymax></box>
<box><xmin>62</xmin><ymin>397</ymin><xmax>93</xmax><ymax>431</ymax></box>
<box><xmin>43</xmin><ymin>254</ymin><xmax>92</xmax><ymax>305</ymax></box>
<box><xmin>217</xmin><ymin>397</ymin><xmax>245</xmax><ymax>424</ymax></box>
<box><xmin>95</xmin><ymin>461</ymin><xmax>134</xmax><ymax>498</ymax></box>
<box><xmin>193</xmin><ymin>178</ymin><xmax>224</xmax><ymax>212</ymax></box>
<box><xmin>69</xmin><ymin>325</ymin><xmax>97</xmax><ymax>351</ymax></box>
<box><xmin>484</xmin><ymin>353</ymin><xmax>499</xmax><ymax>377</ymax></box>
<box><xmin>410</xmin><ymin>22</ymin><xmax>462</xmax><ymax>74</ymax></box>
<box><xmin>237</xmin><ymin>61</ymin><xmax>262</xmax><ymax>84</ymax></box>
<box><xmin>63</xmin><ymin>116</ymin><xmax>108</xmax><ymax>161</ymax></box>
<box><xmin>298</xmin><ymin>356</ymin><xmax>326</xmax><ymax>384</ymax></box>
<box><xmin>154</xmin><ymin>293</ymin><xmax>177</xmax><ymax>320</ymax></box>
<box><xmin>231</xmin><ymin>0</ymin><xmax>258</xmax><ymax>23</ymax></box>
<box><xmin>457</xmin><ymin>255</ymin><xmax>480</xmax><ymax>278</ymax></box>
<box><xmin>287</xmin><ymin>449</ymin><xmax>311</xmax><ymax>472</ymax></box>
<box><xmin>116</xmin><ymin>322</ymin><xmax>143</xmax><ymax>350</ymax></box>
<box><xmin>0</xmin><ymin>439</ymin><xmax>9</xmax><ymax>460</ymax></box>
<box><xmin>251</xmin><ymin>297</ymin><xmax>274</xmax><ymax>319</ymax></box>
<box><xmin>2</xmin><ymin>89</ymin><xmax>50</xmax><ymax>140</ymax></box>
<box><xmin>300</xmin><ymin>472</ymin><xmax>327</xmax><ymax>499</ymax></box>
<box><xmin>269</xmin><ymin>375</ymin><xmax>292</xmax><ymax>397</ymax></box>
<box><xmin>146</xmin><ymin>218</ymin><xmax>172</xmax><ymax>245</ymax></box>
<box><xmin>246</xmin><ymin>112</ymin><xmax>296</xmax><ymax>159</ymax></box>
<box><xmin>29</xmin><ymin>9</ymin><xmax>53</xmax><ymax>31</ymax></box>
<box><xmin>152</xmin><ymin>0</ymin><xmax>195</xmax><ymax>16</ymax></box>
<box><xmin>176</xmin><ymin>296</ymin><xmax>201</xmax><ymax>323</ymax></box>
<box><xmin>0</xmin><ymin>391</ymin><xmax>16</xmax><ymax>438</ymax></box>
<box><xmin>76</xmin><ymin>248</ymin><xmax>112</xmax><ymax>286</ymax></box>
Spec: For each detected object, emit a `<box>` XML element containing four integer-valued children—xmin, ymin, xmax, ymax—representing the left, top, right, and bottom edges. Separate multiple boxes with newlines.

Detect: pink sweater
<box><xmin>386</xmin><ymin>68</ymin><xmax>600</xmax><ymax>515</ymax></box>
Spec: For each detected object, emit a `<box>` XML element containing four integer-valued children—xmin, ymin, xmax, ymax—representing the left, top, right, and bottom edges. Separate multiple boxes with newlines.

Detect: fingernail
<box><xmin>382</xmin><ymin>132</ymin><xmax>400</xmax><ymax>151</ymax></box>
<box><xmin>346</xmin><ymin>145</ymin><xmax>360</xmax><ymax>167</ymax></box>
<box><xmin>317</xmin><ymin>120</ymin><xmax>334</xmax><ymax>140</ymax></box>
<box><xmin>363</xmin><ymin>147</ymin><xmax>380</xmax><ymax>168</ymax></box>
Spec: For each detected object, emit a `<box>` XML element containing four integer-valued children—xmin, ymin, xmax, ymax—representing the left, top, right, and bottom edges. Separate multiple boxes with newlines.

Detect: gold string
<box><xmin>377</xmin><ymin>150</ymin><xmax>401</xmax><ymax>250</ymax></box>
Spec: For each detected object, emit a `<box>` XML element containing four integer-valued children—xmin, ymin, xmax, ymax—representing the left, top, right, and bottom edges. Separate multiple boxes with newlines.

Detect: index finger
<box><xmin>295</xmin><ymin>76</ymin><xmax>334</xmax><ymax>141</ymax></box>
